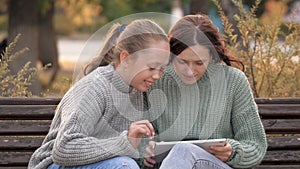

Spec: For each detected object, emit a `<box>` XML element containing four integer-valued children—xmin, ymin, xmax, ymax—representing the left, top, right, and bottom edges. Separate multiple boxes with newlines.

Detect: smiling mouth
<box><xmin>144</xmin><ymin>80</ymin><xmax>153</xmax><ymax>87</ymax></box>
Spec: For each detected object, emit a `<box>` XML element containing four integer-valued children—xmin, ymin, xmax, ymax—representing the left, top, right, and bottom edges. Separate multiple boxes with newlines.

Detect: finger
<box><xmin>149</xmin><ymin>141</ymin><xmax>156</xmax><ymax>149</ymax></box>
<box><xmin>137</xmin><ymin>124</ymin><xmax>153</xmax><ymax>138</ymax></box>
<box><xmin>211</xmin><ymin>142</ymin><xmax>232</xmax><ymax>154</ymax></box>
<box><xmin>208</xmin><ymin>142</ymin><xmax>227</xmax><ymax>152</ymax></box>
<box><xmin>144</xmin><ymin>158</ymin><xmax>155</xmax><ymax>167</ymax></box>
<box><xmin>129</xmin><ymin>124</ymin><xmax>152</xmax><ymax>138</ymax></box>
<box><xmin>146</xmin><ymin>156</ymin><xmax>156</xmax><ymax>164</ymax></box>
<box><xmin>134</xmin><ymin>120</ymin><xmax>155</xmax><ymax>137</ymax></box>
<box><xmin>208</xmin><ymin>143</ymin><xmax>232</xmax><ymax>162</ymax></box>
<box><xmin>145</xmin><ymin>146</ymin><xmax>155</xmax><ymax>157</ymax></box>
<box><xmin>137</xmin><ymin>124</ymin><xmax>154</xmax><ymax>139</ymax></box>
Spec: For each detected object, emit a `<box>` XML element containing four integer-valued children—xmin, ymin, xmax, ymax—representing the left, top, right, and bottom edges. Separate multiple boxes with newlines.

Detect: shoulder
<box><xmin>67</xmin><ymin>65</ymin><xmax>114</xmax><ymax>96</ymax></box>
<box><xmin>223</xmin><ymin>65</ymin><xmax>248</xmax><ymax>85</ymax></box>
<box><xmin>224</xmin><ymin>65</ymin><xmax>246</xmax><ymax>79</ymax></box>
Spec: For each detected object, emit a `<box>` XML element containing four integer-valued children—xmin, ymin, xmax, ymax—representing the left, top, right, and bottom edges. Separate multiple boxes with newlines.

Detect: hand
<box><xmin>127</xmin><ymin>120</ymin><xmax>155</xmax><ymax>148</ymax></box>
<box><xmin>144</xmin><ymin>141</ymin><xmax>156</xmax><ymax>167</ymax></box>
<box><xmin>205</xmin><ymin>141</ymin><xmax>232</xmax><ymax>162</ymax></box>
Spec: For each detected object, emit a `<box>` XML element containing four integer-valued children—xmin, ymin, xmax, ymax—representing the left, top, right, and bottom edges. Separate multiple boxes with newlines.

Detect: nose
<box><xmin>152</xmin><ymin>69</ymin><xmax>163</xmax><ymax>80</ymax></box>
<box><xmin>185</xmin><ymin>63</ymin><xmax>194</xmax><ymax>76</ymax></box>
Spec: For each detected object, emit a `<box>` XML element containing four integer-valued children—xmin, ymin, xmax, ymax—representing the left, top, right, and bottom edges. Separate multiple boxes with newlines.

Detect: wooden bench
<box><xmin>0</xmin><ymin>97</ymin><xmax>299</xmax><ymax>169</ymax></box>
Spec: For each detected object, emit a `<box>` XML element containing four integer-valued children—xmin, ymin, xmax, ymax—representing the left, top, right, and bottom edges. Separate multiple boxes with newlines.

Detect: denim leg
<box><xmin>159</xmin><ymin>143</ymin><xmax>232</xmax><ymax>169</ymax></box>
<box><xmin>47</xmin><ymin>156</ymin><xmax>140</xmax><ymax>169</ymax></box>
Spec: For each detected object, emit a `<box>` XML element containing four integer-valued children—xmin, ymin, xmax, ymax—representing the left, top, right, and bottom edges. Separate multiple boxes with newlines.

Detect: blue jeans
<box><xmin>47</xmin><ymin>156</ymin><xmax>140</xmax><ymax>169</ymax></box>
<box><xmin>160</xmin><ymin>143</ymin><xmax>232</xmax><ymax>169</ymax></box>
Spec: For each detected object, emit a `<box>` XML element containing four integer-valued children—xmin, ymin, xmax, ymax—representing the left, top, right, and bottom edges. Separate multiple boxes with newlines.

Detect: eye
<box><xmin>149</xmin><ymin>67</ymin><xmax>156</xmax><ymax>71</ymax></box>
<box><xmin>196</xmin><ymin>61</ymin><xmax>204</xmax><ymax>66</ymax></box>
<box><xmin>176</xmin><ymin>58</ymin><xmax>185</xmax><ymax>64</ymax></box>
<box><xmin>160</xmin><ymin>66</ymin><xmax>166</xmax><ymax>71</ymax></box>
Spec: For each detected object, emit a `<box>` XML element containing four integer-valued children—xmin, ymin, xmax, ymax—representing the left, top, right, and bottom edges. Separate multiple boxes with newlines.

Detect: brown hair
<box><xmin>84</xmin><ymin>19</ymin><xmax>168</xmax><ymax>75</ymax></box>
<box><xmin>169</xmin><ymin>14</ymin><xmax>244</xmax><ymax>70</ymax></box>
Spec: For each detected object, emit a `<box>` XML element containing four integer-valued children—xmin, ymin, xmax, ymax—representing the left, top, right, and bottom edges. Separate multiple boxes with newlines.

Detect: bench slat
<box><xmin>262</xmin><ymin>119</ymin><xmax>300</xmax><ymax>134</ymax></box>
<box><xmin>1</xmin><ymin>98</ymin><xmax>298</xmax><ymax>105</ymax></box>
<box><xmin>0</xmin><ymin>97</ymin><xmax>60</xmax><ymax>105</ymax></box>
<box><xmin>0</xmin><ymin>105</ymin><xmax>55</xmax><ymax>120</ymax></box>
<box><xmin>255</xmin><ymin>98</ymin><xmax>300</xmax><ymax>104</ymax></box>
<box><xmin>0</xmin><ymin>167</ymin><xmax>27</xmax><ymax>169</ymax></box>
<box><xmin>253</xmin><ymin>165</ymin><xmax>300</xmax><ymax>169</ymax></box>
<box><xmin>0</xmin><ymin>152</ymin><xmax>32</xmax><ymax>166</ymax></box>
<box><xmin>0</xmin><ymin>121</ymin><xmax>51</xmax><ymax>135</ymax></box>
<box><xmin>0</xmin><ymin>137</ymin><xmax>44</xmax><ymax>150</ymax></box>
<box><xmin>261</xmin><ymin>150</ymin><xmax>300</xmax><ymax>163</ymax></box>
<box><xmin>258</xmin><ymin>104</ymin><xmax>300</xmax><ymax>118</ymax></box>
<box><xmin>267</xmin><ymin>136</ymin><xmax>300</xmax><ymax>150</ymax></box>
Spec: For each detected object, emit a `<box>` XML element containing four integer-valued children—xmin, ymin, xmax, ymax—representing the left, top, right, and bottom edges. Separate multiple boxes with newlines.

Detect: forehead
<box><xmin>177</xmin><ymin>45</ymin><xmax>210</xmax><ymax>61</ymax></box>
<box><xmin>132</xmin><ymin>43</ymin><xmax>170</xmax><ymax>65</ymax></box>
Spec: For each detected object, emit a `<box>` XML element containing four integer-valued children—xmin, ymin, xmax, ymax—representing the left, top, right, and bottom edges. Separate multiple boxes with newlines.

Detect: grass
<box><xmin>40</xmin><ymin>65</ymin><xmax>74</xmax><ymax>97</ymax></box>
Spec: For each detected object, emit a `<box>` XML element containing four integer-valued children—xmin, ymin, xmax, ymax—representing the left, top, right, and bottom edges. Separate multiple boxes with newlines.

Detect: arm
<box><xmin>52</xmin><ymin>80</ymin><xmax>139</xmax><ymax>166</ymax></box>
<box><xmin>226</xmin><ymin>70</ymin><xmax>267</xmax><ymax>168</ymax></box>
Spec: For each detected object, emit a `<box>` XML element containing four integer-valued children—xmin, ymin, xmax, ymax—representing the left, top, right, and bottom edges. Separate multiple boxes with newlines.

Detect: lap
<box><xmin>160</xmin><ymin>143</ymin><xmax>232</xmax><ymax>169</ymax></box>
<box><xmin>48</xmin><ymin>156</ymin><xmax>139</xmax><ymax>169</ymax></box>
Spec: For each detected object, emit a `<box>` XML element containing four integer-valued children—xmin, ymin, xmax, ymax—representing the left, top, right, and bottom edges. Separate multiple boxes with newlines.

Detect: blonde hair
<box><xmin>84</xmin><ymin>19</ymin><xmax>168</xmax><ymax>75</ymax></box>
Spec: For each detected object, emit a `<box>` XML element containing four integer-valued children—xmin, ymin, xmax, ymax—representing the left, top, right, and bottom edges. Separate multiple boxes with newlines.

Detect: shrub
<box><xmin>213</xmin><ymin>0</ymin><xmax>300</xmax><ymax>97</ymax></box>
<box><xmin>0</xmin><ymin>34</ymin><xmax>46</xmax><ymax>97</ymax></box>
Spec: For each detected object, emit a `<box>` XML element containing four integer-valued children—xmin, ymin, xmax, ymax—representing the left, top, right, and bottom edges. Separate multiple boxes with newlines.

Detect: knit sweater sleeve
<box><xmin>226</xmin><ymin>69</ymin><xmax>267</xmax><ymax>168</ymax></box>
<box><xmin>51</xmin><ymin>75</ymin><xmax>138</xmax><ymax>166</ymax></box>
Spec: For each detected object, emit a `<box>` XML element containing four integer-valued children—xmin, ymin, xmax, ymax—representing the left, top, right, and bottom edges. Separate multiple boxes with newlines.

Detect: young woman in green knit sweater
<box><xmin>143</xmin><ymin>14</ymin><xmax>267</xmax><ymax>169</ymax></box>
<box><xmin>28</xmin><ymin>19</ymin><xmax>170</xmax><ymax>169</ymax></box>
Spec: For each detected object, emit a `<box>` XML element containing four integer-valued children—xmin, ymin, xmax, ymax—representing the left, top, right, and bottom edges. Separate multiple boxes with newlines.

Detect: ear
<box><xmin>119</xmin><ymin>50</ymin><xmax>129</xmax><ymax>64</ymax></box>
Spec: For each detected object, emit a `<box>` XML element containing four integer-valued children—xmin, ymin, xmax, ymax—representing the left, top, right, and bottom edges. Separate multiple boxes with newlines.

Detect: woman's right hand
<box><xmin>144</xmin><ymin>141</ymin><xmax>156</xmax><ymax>167</ymax></box>
<box><xmin>127</xmin><ymin>120</ymin><xmax>155</xmax><ymax>148</ymax></box>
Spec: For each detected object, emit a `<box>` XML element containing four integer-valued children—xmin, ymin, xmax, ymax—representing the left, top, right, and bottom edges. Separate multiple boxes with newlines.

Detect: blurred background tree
<box><xmin>7</xmin><ymin>0</ymin><xmax>42</xmax><ymax>95</ymax></box>
<box><xmin>0</xmin><ymin>0</ymin><xmax>299</xmax><ymax>97</ymax></box>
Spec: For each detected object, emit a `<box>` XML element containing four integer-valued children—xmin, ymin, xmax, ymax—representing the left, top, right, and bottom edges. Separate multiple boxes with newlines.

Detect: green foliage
<box><xmin>213</xmin><ymin>0</ymin><xmax>300</xmax><ymax>97</ymax></box>
<box><xmin>0</xmin><ymin>34</ymin><xmax>45</xmax><ymax>97</ymax></box>
<box><xmin>100</xmin><ymin>0</ymin><xmax>172</xmax><ymax>22</ymax></box>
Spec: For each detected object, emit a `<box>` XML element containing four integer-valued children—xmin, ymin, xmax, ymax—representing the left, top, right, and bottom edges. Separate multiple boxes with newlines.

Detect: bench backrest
<box><xmin>254</xmin><ymin>98</ymin><xmax>300</xmax><ymax>169</ymax></box>
<box><xmin>0</xmin><ymin>97</ymin><xmax>299</xmax><ymax>169</ymax></box>
<box><xmin>0</xmin><ymin>98</ymin><xmax>59</xmax><ymax>169</ymax></box>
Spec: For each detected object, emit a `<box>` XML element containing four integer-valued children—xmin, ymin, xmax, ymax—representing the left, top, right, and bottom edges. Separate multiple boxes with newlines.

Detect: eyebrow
<box><xmin>177</xmin><ymin>58</ymin><xmax>207</xmax><ymax>62</ymax></box>
<box><xmin>148</xmin><ymin>62</ymin><xmax>168</xmax><ymax>67</ymax></box>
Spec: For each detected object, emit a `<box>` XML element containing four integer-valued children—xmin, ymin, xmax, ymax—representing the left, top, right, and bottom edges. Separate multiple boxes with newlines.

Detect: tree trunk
<box><xmin>38</xmin><ymin>0</ymin><xmax>59</xmax><ymax>87</ymax></box>
<box><xmin>220</xmin><ymin>0</ymin><xmax>241</xmax><ymax>42</ymax></box>
<box><xmin>8</xmin><ymin>0</ymin><xmax>42</xmax><ymax>95</ymax></box>
<box><xmin>190</xmin><ymin>0</ymin><xmax>209</xmax><ymax>14</ymax></box>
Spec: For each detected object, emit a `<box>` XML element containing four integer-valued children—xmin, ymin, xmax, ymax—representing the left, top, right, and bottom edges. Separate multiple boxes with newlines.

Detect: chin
<box><xmin>136</xmin><ymin>86</ymin><xmax>148</xmax><ymax>92</ymax></box>
<box><xmin>182</xmin><ymin>80</ymin><xmax>197</xmax><ymax>85</ymax></box>
<box><xmin>180</xmin><ymin>76</ymin><xmax>197</xmax><ymax>84</ymax></box>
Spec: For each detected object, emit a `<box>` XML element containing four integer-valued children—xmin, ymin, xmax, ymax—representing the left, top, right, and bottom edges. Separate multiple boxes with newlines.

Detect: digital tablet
<box><xmin>153</xmin><ymin>138</ymin><xmax>226</xmax><ymax>162</ymax></box>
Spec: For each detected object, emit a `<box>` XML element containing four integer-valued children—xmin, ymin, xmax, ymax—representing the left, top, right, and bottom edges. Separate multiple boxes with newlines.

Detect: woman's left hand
<box><xmin>205</xmin><ymin>141</ymin><xmax>232</xmax><ymax>162</ymax></box>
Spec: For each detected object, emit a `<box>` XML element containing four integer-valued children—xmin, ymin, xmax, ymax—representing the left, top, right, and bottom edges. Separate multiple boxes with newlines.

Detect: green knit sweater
<box><xmin>145</xmin><ymin>63</ymin><xmax>267</xmax><ymax>169</ymax></box>
<box><xmin>28</xmin><ymin>65</ymin><xmax>144</xmax><ymax>169</ymax></box>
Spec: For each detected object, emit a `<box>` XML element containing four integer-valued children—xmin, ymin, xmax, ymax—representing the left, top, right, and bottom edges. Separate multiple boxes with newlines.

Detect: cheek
<box><xmin>197</xmin><ymin>66</ymin><xmax>207</xmax><ymax>77</ymax></box>
<box><xmin>174</xmin><ymin>63</ymin><xmax>186</xmax><ymax>72</ymax></box>
<box><xmin>131</xmin><ymin>70</ymin><xmax>149</xmax><ymax>82</ymax></box>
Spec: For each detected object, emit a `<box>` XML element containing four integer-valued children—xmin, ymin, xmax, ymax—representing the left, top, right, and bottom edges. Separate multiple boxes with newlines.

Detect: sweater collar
<box><xmin>104</xmin><ymin>64</ymin><xmax>134</xmax><ymax>93</ymax></box>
